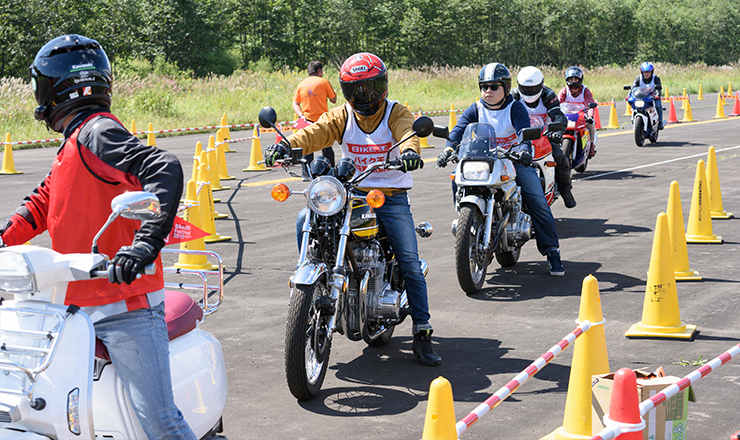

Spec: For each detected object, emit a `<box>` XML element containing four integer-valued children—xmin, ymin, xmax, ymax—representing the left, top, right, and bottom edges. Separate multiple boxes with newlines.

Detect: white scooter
<box><xmin>0</xmin><ymin>192</ymin><xmax>227</xmax><ymax>439</ymax></box>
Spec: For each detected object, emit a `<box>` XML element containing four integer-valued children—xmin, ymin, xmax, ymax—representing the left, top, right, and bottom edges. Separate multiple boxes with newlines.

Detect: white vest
<box><xmin>340</xmin><ymin>100</ymin><xmax>412</xmax><ymax>189</ymax></box>
<box><xmin>518</xmin><ymin>97</ymin><xmax>550</xmax><ymax>125</ymax></box>
<box><xmin>476</xmin><ymin>100</ymin><xmax>518</xmax><ymax>150</ymax></box>
<box><xmin>639</xmin><ymin>76</ymin><xmax>656</xmax><ymax>89</ymax></box>
<box><xmin>564</xmin><ymin>85</ymin><xmax>591</xmax><ymax>105</ymax></box>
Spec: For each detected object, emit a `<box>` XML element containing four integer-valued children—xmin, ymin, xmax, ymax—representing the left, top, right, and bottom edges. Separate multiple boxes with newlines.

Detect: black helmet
<box><xmin>565</xmin><ymin>66</ymin><xmax>584</xmax><ymax>89</ymax></box>
<box><xmin>29</xmin><ymin>34</ymin><xmax>112</xmax><ymax>132</ymax></box>
<box><xmin>478</xmin><ymin>63</ymin><xmax>511</xmax><ymax>95</ymax></box>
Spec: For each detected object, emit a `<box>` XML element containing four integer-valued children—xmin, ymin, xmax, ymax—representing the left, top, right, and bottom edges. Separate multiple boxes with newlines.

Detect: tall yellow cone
<box><xmin>680</xmin><ymin>97</ymin><xmax>696</xmax><ymax>122</ymax></box>
<box><xmin>146</xmin><ymin>122</ymin><xmax>157</xmax><ymax>146</ymax></box>
<box><xmin>605</xmin><ymin>100</ymin><xmax>619</xmax><ymax>129</ymax></box>
<box><xmin>421</xmin><ymin>377</ymin><xmax>457</xmax><ymax>440</ymax></box>
<box><xmin>206</xmin><ymin>136</ymin><xmax>230</xmax><ymax>192</ymax></box>
<box><xmin>719</xmin><ymin>86</ymin><xmax>726</xmax><ymax>105</ymax></box>
<box><xmin>686</xmin><ymin>160</ymin><xmax>722</xmax><ymax>243</ymax></box>
<box><xmin>130</xmin><ymin>119</ymin><xmax>137</xmax><ymax>134</ymax></box>
<box><xmin>664</xmin><ymin>85</ymin><xmax>670</xmax><ymax>101</ymax></box>
<box><xmin>625</xmin><ymin>212</ymin><xmax>697</xmax><ymax>339</ymax></box>
<box><xmin>448</xmin><ymin>104</ymin><xmax>457</xmax><ymax>129</ymax></box>
<box><xmin>728</xmin><ymin>82</ymin><xmax>733</xmax><ymax>97</ymax></box>
<box><xmin>680</xmin><ymin>88</ymin><xmax>687</xmax><ymax>110</ymax></box>
<box><xmin>666</xmin><ymin>181</ymin><xmax>702</xmax><ymax>281</ymax></box>
<box><xmin>220</xmin><ymin>113</ymin><xmax>234</xmax><ymax>152</ymax></box>
<box><xmin>190</xmin><ymin>142</ymin><xmax>203</xmax><ymax>183</ymax></box>
<box><xmin>622</xmin><ymin>100</ymin><xmax>632</xmax><ymax>117</ymax></box>
<box><xmin>216</xmin><ymin>131</ymin><xmax>235</xmax><ymax>180</ymax></box>
<box><xmin>200</xmin><ymin>150</ymin><xmax>228</xmax><ymax>219</ymax></box>
<box><xmin>0</xmin><ymin>133</ymin><xmax>23</xmax><ymax>175</ymax></box>
<box><xmin>541</xmin><ymin>275</ymin><xmax>609</xmax><ymax>440</ymax></box>
<box><xmin>197</xmin><ymin>162</ymin><xmax>231</xmax><ymax>243</ymax></box>
<box><xmin>244</xmin><ymin>127</ymin><xmax>268</xmax><ymax>171</ymax></box>
<box><xmin>171</xmin><ymin>180</ymin><xmax>217</xmax><ymax>271</ymax></box>
<box><xmin>706</xmin><ymin>146</ymin><xmax>733</xmax><ymax>219</ymax></box>
<box><xmin>418</xmin><ymin>111</ymin><xmax>433</xmax><ymax>149</ymax></box>
<box><xmin>697</xmin><ymin>84</ymin><xmax>704</xmax><ymax>100</ymax></box>
<box><xmin>712</xmin><ymin>92</ymin><xmax>727</xmax><ymax>119</ymax></box>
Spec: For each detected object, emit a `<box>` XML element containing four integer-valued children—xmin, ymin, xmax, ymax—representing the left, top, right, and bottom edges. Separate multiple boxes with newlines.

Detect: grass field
<box><xmin>1</xmin><ymin>62</ymin><xmax>739</xmax><ymax>148</ymax></box>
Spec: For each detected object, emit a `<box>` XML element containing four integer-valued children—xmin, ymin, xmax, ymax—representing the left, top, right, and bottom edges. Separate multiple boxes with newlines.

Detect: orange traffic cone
<box><xmin>146</xmin><ymin>122</ymin><xmax>157</xmax><ymax>146</ymax></box>
<box><xmin>706</xmin><ymin>146</ymin><xmax>733</xmax><ymax>219</ymax></box>
<box><xmin>216</xmin><ymin>131</ymin><xmax>235</xmax><ymax>181</ymax></box>
<box><xmin>712</xmin><ymin>93</ymin><xmax>728</xmax><ymax>119</ymax></box>
<box><xmin>625</xmin><ymin>212</ymin><xmax>698</xmax><ymax>339</ymax></box>
<box><xmin>448</xmin><ymin>104</ymin><xmax>457</xmax><ymax>129</ymax></box>
<box><xmin>593</xmin><ymin>105</ymin><xmax>602</xmax><ymax>130</ymax></box>
<box><xmin>666</xmin><ymin>181</ymin><xmax>701</xmax><ymax>281</ymax></box>
<box><xmin>0</xmin><ymin>133</ymin><xmax>23</xmax><ymax>175</ymax></box>
<box><xmin>731</xmin><ymin>92</ymin><xmax>740</xmax><ymax>117</ymax></box>
<box><xmin>421</xmin><ymin>377</ymin><xmax>457</xmax><ymax>440</ymax></box>
<box><xmin>680</xmin><ymin>97</ymin><xmax>697</xmax><ymax>122</ymax></box>
<box><xmin>605</xmin><ymin>100</ymin><xmax>620</xmax><ymax>129</ymax></box>
<box><xmin>666</xmin><ymin>98</ymin><xmax>679</xmax><ymax>124</ymax></box>
<box><xmin>686</xmin><ymin>160</ymin><xmax>722</xmax><ymax>243</ymax></box>
<box><xmin>220</xmin><ymin>113</ymin><xmax>234</xmax><ymax>152</ymax></box>
<box><xmin>172</xmin><ymin>180</ymin><xmax>217</xmax><ymax>271</ymax></box>
<box><xmin>244</xmin><ymin>127</ymin><xmax>268</xmax><ymax>172</ymax></box>
<box><xmin>601</xmin><ymin>368</ymin><xmax>645</xmax><ymax>440</ymax></box>
<box><xmin>197</xmin><ymin>162</ymin><xmax>231</xmax><ymax>243</ymax></box>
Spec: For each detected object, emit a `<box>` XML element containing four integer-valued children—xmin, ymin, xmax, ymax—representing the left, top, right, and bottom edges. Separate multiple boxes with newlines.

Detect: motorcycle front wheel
<box><xmin>574</xmin><ymin>136</ymin><xmax>588</xmax><ymax>173</ymax></box>
<box><xmin>649</xmin><ymin>123</ymin><xmax>659</xmax><ymax>143</ymax></box>
<box><xmin>455</xmin><ymin>205</ymin><xmax>488</xmax><ymax>295</ymax></box>
<box><xmin>634</xmin><ymin>117</ymin><xmax>645</xmax><ymax>147</ymax></box>
<box><xmin>285</xmin><ymin>281</ymin><xmax>332</xmax><ymax>401</ymax></box>
<box><xmin>562</xmin><ymin>138</ymin><xmax>574</xmax><ymax>171</ymax></box>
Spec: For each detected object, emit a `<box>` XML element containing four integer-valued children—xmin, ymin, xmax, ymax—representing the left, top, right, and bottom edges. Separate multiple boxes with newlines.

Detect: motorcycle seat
<box><xmin>95</xmin><ymin>290</ymin><xmax>204</xmax><ymax>361</ymax></box>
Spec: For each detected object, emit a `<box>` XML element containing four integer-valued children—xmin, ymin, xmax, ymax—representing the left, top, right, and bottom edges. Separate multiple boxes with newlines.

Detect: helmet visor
<box><xmin>519</xmin><ymin>83</ymin><xmax>542</xmax><ymax>97</ymax></box>
<box><xmin>340</xmin><ymin>77</ymin><xmax>387</xmax><ymax>107</ymax></box>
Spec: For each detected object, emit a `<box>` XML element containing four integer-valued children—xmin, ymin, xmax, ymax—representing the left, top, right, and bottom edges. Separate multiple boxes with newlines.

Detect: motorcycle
<box><xmin>435</xmin><ymin>122</ymin><xmax>542</xmax><ymax>295</ymax></box>
<box><xmin>0</xmin><ymin>192</ymin><xmax>227</xmax><ymax>439</ymax></box>
<box><xmin>528</xmin><ymin>115</ymin><xmax>562</xmax><ymax>206</ymax></box>
<box><xmin>560</xmin><ymin>102</ymin><xmax>598</xmax><ymax>173</ymax></box>
<box><xmin>257</xmin><ymin>107</ymin><xmax>435</xmax><ymax>401</ymax></box>
<box><xmin>624</xmin><ymin>84</ymin><xmax>661</xmax><ymax>146</ymax></box>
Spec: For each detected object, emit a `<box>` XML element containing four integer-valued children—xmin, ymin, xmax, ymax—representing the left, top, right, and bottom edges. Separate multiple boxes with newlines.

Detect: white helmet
<box><xmin>517</xmin><ymin>66</ymin><xmax>544</xmax><ymax>104</ymax></box>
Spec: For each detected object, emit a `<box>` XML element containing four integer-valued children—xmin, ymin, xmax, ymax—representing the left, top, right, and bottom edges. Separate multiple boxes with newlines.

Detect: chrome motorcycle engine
<box><xmin>503</xmin><ymin>187</ymin><xmax>532</xmax><ymax>246</ymax></box>
<box><xmin>347</xmin><ymin>240</ymin><xmax>401</xmax><ymax>331</ymax></box>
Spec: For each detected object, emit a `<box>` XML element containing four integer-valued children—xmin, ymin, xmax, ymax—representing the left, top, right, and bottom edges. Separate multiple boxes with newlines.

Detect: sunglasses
<box><xmin>480</xmin><ymin>83</ymin><xmax>501</xmax><ymax>92</ymax></box>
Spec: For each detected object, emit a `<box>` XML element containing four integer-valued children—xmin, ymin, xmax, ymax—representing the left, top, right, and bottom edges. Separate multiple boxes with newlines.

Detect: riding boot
<box><xmin>412</xmin><ymin>325</ymin><xmax>442</xmax><ymax>366</ymax></box>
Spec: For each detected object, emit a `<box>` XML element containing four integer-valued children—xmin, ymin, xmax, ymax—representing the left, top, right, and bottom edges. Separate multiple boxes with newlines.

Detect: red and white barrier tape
<box><xmin>589</xmin><ymin>342</ymin><xmax>740</xmax><ymax>440</ymax></box>
<box><xmin>456</xmin><ymin>320</ymin><xmax>600</xmax><ymax>437</ymax></box>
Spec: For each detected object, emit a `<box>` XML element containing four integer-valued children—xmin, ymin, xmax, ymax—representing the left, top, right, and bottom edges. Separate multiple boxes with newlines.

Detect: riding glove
<box><xmin>400</xmin><ymin>150</ymin><xmax>423</xmax><ymax>172</ymax></box>
<box><xmin>109</xmin><ymin>241</ymin><xmax>158</xmax><ymax>285</ymax></box>
<box><xmin>546</xmin><ymin>131</ymin><xmax>563</xmax><ymax>144</ymax></box>
<box><xmin>264</xmin><ymin>141</ymin><xmax>289</xmax><ymax>167</ymax></box>
<box><xmin>437</xmin><ymin>147</ymin><xmax>454</xmax><ymax>168</ymax></box>
<box><xmin>518</xmin><ymin>150</ymin><xmax>533</xmax><ymax>167</ymax></box>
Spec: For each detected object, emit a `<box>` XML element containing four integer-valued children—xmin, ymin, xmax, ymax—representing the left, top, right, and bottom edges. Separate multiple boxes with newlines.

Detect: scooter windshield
<box><xmin>631</xmin><ymin>86</ymin><xmax>654</xmax><ymax>100</ymax></box>
<box><xmin>560</xmin><ymin>102</ymin><xmax>587</xmax><ymax>115</ymax></box>
<box><xmin>458</xmin><ymin>123</ymin><xmax>497</xmax><ymax>160</ymax></box>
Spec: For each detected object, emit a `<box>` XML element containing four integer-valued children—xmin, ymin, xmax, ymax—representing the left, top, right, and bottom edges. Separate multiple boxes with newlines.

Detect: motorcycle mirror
<box><xmin>258</xmin><ymin>106</ymin><xmax>278</xmax><ymax>129</ymax></box>
<box><xmin>412</xmin><ymin>116</ymin><xmax>434</xmax><ymax>138</ymax></box>
<box><xmin>432</xmin><ymin>125</ymin><xmax>450</xmax><ymax>140</ymax></box>
<box><xmin>521</xmin><ymin>127</ymin><xmax>542</xmax><ymax>141</ymax></box>
<box><xmin>588</xmin><ymin>102</ymin><xmax>598</xmax><ymax>109</ymax></box>
<box><xmin>623</xmin><ymin>85</ymin><xmax>631</xmax><ymax>90</ymax></box>
<box><xmin>111</xmin><ymin>192</ymin><xmax>162</xmax><ymax>221</ymax></box>
<box><xmin>547</xmin><ymin>123</ymin><xmax>562</xmax><ymax>132</ymax></box>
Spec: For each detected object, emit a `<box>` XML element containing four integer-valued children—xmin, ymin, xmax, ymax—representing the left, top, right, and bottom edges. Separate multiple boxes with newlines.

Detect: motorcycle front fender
<box><xmin>290</xmin><ymin>260</ymin><xmax>328</xmax><ymax>287</ymax></box>
<box><xmin>458</xmin><ymin>195</ymin><xmax>486</xmax><ymax>215</ymax></box>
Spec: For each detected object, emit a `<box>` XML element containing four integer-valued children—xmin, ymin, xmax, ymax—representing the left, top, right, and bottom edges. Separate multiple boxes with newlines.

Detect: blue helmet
<box><xmin>640</xmin><ymin>62</ymin><xmax>654</xmax><ymax>73</ymax></box>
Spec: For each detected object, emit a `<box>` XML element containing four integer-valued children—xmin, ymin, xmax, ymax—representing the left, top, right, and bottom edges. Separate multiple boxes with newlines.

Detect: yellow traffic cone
<box><xmin>680</xmin><ymin>97</ymin><xmax>697</xmax><ymax>122</ymax></box>
<box><xmin>720</xmin><ymin>86</ymin><xmax>726</xmax><ymax>105</ymax></box>
<box><xmin>221</xmin><ymin>113</ymin><xmax>234</xmax><ymax>152</ymax></box>
<box><xmin>706</xmin><ymin>146</ymin><xmax>733</xmax><ymax>219</ymax></box>
<box><xmin>216</xmin><ymin>131</ymin><xmax>235</xmax><ymax>180</ymax></box>
<box><xmin>171</xmin><ymin>180</ymin><xmax>217</xmax><ymax>271</ymax></box>
<box><xmin>190</xmin><ymin>142</ymin><xmax>203</xmax><ymax>183</ymax></box>
<box><xmin>0</xmin><ymin>133</ymin><xmax>23</xmax><ymax>175</ymax></box>
<box><xmin>448</xmin><ymin>104</ymin><xmax>457</xmax><ymax>129</ymax></box>
<box><xmin>697</xmin><ymin>84</ymin><xmax>704</xmax><ymax>100</ymax></box>
<box><xmin>541</xmin><ymin>275</ymin><xmax>609</xmax><ymax>440</ymax></box>
<box><xmin>421</xmin><ymin>377</ymin><xmax>457</xmax><ymax>440</ymax></box>
<box><xmin>206</xmin><ymin>137</ymin><xmax>230</xmax><ymax>192</ymax></box>
<box><xmin>625</xmin><ymin>212</ymin><xmax>697</xmax><ymax>339</ymax></box>
<box><xmin>680</xmin><ymin>88</ymin><xmax>687</xmax><ymax>110</ymax></box>
<box><xmin>200</xmin><ymin>150</ymin><xmax>228</xmax><ymax>219</ymax></box>
<box><xmin>146</xmin><ymin>122</ymin><xmax>156</xmax><ymax>146</ymax></box>
<box><xmin>686</xmin><ymin>160</ymin><xmax>722</xmax><ymax>243</ymax></box>
<box><xmin>418</xmin><ymin>111</ymin><xmax>433</xmax><ymax>149</ymax></box>
<box><xmin>664</xmin><ymin>85</ymin><xmax>670</xmax><ymax>101</ymax></box>
<box><xmin>622</xmin><ymin>100</ymin><xmax>632</xmax><ymax>117</ymax></box>
<box><xmin>244</xmin><ymin>127</ymin><xmax>268</xmax><ymax>172</ymax></box>
<box><xmin>728</xmin><ymin>82</ymin><xmax>733</xmax><ymax>97</ymax></box>
<box><xmin>666</xmin><ymin>181</ymin><xmax>701</xmax><ymax>281</ymax></box>
<box><xmin>605</xmin><ymin>100</ymin><xmax>620</xmax><ymax>129</ymax></box>
<box><xmin>197</xmin><ymin>162</ymin><xmax>231</xmax><ymax>243</ymax></box>
<box><xmin>130</xmin><ymin>119</ymin><xmax>137</xmax><ymax>134</ymax></box>
<box><xmin>712</xmin><ymin>93</ymin><xmax>727</xmax><ymax>119</ymax></box>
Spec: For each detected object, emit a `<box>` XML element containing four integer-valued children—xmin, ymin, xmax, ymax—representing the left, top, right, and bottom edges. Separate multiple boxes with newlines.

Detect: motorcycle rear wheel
<box><xmin>455</xmin><ymin>206</ymin><xmax>488</xmax><ymax>295</ymax></box>
<box><xmin>285</xmin><ymin>281</ymin><xmax>332</xmax><ymax>401</ymax></box>
<box><xmin>634</xmin><ymin>117</ymin><xmax>645</xmax><ymax>147</ymax></box>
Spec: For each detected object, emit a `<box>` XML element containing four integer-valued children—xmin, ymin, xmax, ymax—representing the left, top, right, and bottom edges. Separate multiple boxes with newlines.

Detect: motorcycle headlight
<box><xmin>635</xmin><ymin>100</ymin><xmax>645</xmax><ymax>108</ymax></box>
<box><xmin>305</xmin><ymin>176</ymin><xmax>346</xmax><ymax>216</ymax></box>
<box><xmin>461</xmin><ymin>161</ymin><xmax>490</xmax><ymax>181</ymax></box>
<box><xmin>0</xmin><ymin>251</ymin><xmax>36</xmax><ymax>294</ymax></box>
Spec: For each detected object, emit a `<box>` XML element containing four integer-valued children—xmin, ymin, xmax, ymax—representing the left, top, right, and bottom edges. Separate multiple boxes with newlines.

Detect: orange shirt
<box><xmin>293</xmin><ymin>76</ymin><xmax>337</xmax><ymax>122</ymax></box>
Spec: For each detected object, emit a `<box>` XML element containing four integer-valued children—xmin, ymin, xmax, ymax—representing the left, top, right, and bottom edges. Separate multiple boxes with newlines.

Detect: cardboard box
<box><xmin>592</xmin><ymin>369</ymin><xmax>695</xmax><ymax>440</ymax></box>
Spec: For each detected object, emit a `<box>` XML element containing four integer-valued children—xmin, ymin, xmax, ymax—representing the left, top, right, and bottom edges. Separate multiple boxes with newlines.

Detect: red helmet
<box><xmin>339</xmin><ymin>53</ymin><xmax>388</xmax><ymax>116</ymax></box>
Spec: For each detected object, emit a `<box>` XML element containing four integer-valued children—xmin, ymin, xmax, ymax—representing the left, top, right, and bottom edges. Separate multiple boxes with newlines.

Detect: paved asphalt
<box><xmin>2</xmin><ymin>94</ymin><xmax>740</xmax><ymax>439</ymax></box>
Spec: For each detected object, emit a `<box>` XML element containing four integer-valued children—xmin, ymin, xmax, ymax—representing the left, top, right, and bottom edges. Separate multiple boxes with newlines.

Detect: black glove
<box><xmin>518</xmin><ymin>150</ymin><xmax>533</xmax><ymax>167</ymax></box>
<box><xmin>400</xmin><ymin>150</ymin><xmax>423</xmax><ymax>172</ymax></box>
<box><xmin>264</xmin><ymin>141</ymin><xmax>289</xmax><ymax>167</ymax></box>
<box><xmin>585</xmin><ymin>116</ymin><xmax>594</xmax><ymax>125</ymax></box>
<box><xmin>437</xmin><ymin>148</ymin><xmax>454</xmax><ymax>168</ymax></box>
<box><xmin>108</xmin><ymin>242</ymin><xmax>158</xmax><ymax>285</ymax></box>
<box><xmin>546</xmin><ymin>131</ymin><xmax>563</xmax><ymax>144</ymax></box>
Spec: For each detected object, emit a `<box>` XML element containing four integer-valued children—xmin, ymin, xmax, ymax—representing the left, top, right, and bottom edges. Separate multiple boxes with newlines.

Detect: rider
<box><xmin>557</xmin><ymin>66</ymin><xmax>598</xmax><ymax>158</ymax></box>
<box><xmin>264</xmin><ymin>52</ymin><xmax>442</xmax><ymax>367</ymax></box>
<box><xmin>437</xmin><ymin>63</ymin><xmax>565</xmax><ymax>276</ymax></box>
<box><xmin>511</xmin><ymin>66</ymin><xmax>576</xmax><ymax>209</ymax></box>
<box><xmin>632</xmin><ymin>62</ymin><xmax>664</xmax><ymax>130</ymax></box>
<box><xmin>0</xmin><ymin>35</ymin><xmax>195</xmax><ymax>440</ymax></box>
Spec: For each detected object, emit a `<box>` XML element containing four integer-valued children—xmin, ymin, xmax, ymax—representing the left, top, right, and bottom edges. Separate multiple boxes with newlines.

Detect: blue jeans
<box><xmin>296</xmin><ymin>192</ymin><xmax>431</xmax><ymax>326</ymax></box>
<box><xmin>94</xmin><ymin>303</ymin><xmax>197</xmax><ymax>440</ymax></box>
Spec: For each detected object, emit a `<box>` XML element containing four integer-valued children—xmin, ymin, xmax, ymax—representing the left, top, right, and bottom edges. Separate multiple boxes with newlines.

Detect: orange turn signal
<box><xmin>501</xmin><ymin>175</ymin><xmax>511</xmax><ymax>182</ymax></box>
<box><xmin>366</xmin><ymin>189</ymin><xmax>385</xmax><ymax>209</ymax></box>
<box><xmin>545</xmin><ymin>161</ymin><xmax>557</xmax><ymax>167</ymax></box>
<box><xmin>271</xmin><ymin>183</ymin><xmax>291</xmax><ymax>202</ymax></box>
<box><xmin>449</xmin><ymin>173</ymin><xmax>455</xmax><ymax>180</ymax></box>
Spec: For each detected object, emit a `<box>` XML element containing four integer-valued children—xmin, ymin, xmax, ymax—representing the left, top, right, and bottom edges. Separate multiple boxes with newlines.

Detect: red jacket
<box><xmin>0</xmin><ymin>109</ymin><xmax>183</xmax><ymax>309</ymax></box>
